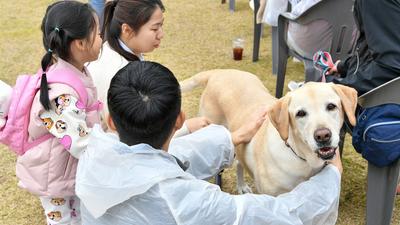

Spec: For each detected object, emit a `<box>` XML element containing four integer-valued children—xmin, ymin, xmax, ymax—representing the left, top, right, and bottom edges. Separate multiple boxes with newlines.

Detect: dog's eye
<box><xmin>327</xmin><ymin>103</ymin><xmax>337</xmax><ymax>111</ymax></box>
<box><xmin>296</xmin><ymin>110</ymin><xmax>307</xmax><ymax>117</ymax></box>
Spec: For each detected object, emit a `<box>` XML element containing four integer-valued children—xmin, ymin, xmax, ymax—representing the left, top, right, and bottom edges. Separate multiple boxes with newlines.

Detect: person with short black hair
<box><xmin>76</xmin><ymin>61</ymin><xmax>343</xmax><ymax>225</ymax></box>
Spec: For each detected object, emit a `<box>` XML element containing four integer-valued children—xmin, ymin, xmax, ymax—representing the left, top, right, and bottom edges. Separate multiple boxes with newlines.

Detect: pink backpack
<box><xmin>0</xmin><ymin>68</ymin><xmax>102</xmax><ymax>156</ymax></box>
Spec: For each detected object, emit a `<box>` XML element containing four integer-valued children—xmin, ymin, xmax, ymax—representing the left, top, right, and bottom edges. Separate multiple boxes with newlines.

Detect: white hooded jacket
<box><xmin>76</xmin><ymin>124</ymin><xmax>341</xmax><ymax>225</ymax></box>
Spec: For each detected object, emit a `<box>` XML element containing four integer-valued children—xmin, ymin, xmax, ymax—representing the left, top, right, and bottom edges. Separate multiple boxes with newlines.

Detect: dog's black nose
<box><xmin>314</xmin><ymin>128</ymin><xmax>332</xmax><ymax>143</ymax></box>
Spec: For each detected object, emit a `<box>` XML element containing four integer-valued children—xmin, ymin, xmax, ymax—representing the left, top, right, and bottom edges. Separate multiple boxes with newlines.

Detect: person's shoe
<box><xmin>288</xmin><ymin>81</ymin><xmax>304</xmax><ymax>91</ymax></box>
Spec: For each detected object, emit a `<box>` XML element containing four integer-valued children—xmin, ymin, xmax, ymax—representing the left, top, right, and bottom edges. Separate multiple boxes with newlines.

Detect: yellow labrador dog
<box><xmin>180</xmin><ymin>69</ymin><xmax>357</xmax><ymax>196</ymax></box>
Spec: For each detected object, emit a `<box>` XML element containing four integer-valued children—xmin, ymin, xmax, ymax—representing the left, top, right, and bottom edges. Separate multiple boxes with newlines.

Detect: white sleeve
<box><xmin>264</xmin><ymin>0</ymin><xmax>289</xmax><ymax>26</ymax></box>
<box><xmin>232</xmin><ymin>165</ymin><xmax>341</xmax><ymax>225</ymax></box>
<box><xmin>172</xmin><ymin>122</ymin><xmax>190</xmax><ymax>138</ymax></box>
<box><xmin>290</xmin><ymin>0</ymin><xmax>323</xmax><ymax>17</ymax></box>
<box><xmin>168</xmin><ymin>124</ymin><xmax>235</xmax><ymax>180</ymax></box>
<box><xmin>39</xmin><ymin>94</ymin><xmax>91</xmax><ymax>159</ymax></box>
<box><xmin>164</xmin><ymin>165</ymin><xmax>341</xmax><ymax>225</ymax></box>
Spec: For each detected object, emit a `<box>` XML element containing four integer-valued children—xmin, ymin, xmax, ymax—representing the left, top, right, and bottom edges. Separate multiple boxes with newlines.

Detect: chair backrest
<box><xmin>294</xmin><ymin>0</ymin><xmax>356</xmax><ymax>62</ymax></box>
<box><xmin>275</xmin><ymin>0</ymin><xmax>357</xmax><ymax>98</ymax></box>
<box><xmin>358</xmin><ymin>76</ymin><xmax>400</xmax><ymax>108</ymax></box>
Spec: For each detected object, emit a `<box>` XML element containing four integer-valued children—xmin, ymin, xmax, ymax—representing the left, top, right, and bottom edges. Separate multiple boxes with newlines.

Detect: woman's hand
<box><xmin>185</xmin><ymin>116</ymin><xmax>211</xmax><ymax>133</ymax></box>
<box><xmin>326</xmin><ymin>60</ymin><xmax>341</xmax><ymax>75</ymax></box>
<box><xmin>327</xmin><ymin>149</ymin><xmax>343</xmax><ymax>174</ymax></box>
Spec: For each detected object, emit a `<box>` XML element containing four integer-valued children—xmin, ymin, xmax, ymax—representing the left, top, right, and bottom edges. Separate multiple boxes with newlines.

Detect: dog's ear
<box><xmin>332</xmin><ymin>84</ymin><xmax>358</xmax><ymax>126</ymax></box>
<box><xmin>268</xmin><ymin>96</ymin><xmax>290</xmax><ymax>141</ymax></box>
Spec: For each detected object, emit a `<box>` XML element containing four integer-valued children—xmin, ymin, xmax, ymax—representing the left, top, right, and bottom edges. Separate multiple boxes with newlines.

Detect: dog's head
<box><xmin>268</xmin><ymin>82</ymin><xmax>357</xmax><ymax>165</ymax></box>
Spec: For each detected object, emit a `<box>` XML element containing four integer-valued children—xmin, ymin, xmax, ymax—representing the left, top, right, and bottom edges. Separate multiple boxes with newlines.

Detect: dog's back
<box><xmin>181</xmin><ymin>69</ymin><xmax>275</xmax><ymax>131</ymax></box>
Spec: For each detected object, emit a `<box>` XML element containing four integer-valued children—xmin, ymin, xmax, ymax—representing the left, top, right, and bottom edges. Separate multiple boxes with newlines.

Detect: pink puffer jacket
<box><xmin>16</xmin><ymin>59</ymin><xmax>101</xmax><ymax>197</ymax></box>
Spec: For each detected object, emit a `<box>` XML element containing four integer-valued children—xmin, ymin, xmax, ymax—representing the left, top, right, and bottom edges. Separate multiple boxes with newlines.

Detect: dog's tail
<box><xmin>180</xmin><ymin>70</ymin><xmax>217</xmax><ymax>93</ymax></box>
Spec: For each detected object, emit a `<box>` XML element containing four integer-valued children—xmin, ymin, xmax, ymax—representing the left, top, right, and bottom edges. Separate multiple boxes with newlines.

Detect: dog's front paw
<box><xmin>237</xmin><ymin>184</ymin><xmax>253</xmax><ymax>194</ymax></box>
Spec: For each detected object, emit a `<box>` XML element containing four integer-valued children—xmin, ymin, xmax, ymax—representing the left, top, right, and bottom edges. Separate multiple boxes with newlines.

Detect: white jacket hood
<box><xmin>76</xmin><ymin>125</ymin><xmax>192</xmax><ymax>218</ymax></box>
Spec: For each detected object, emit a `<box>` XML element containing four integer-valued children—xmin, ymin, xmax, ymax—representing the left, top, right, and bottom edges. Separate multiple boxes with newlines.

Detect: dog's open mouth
<box><xmin>317</xmin><ymin>147</ymin><xmax>336</xmax><ymax>160</ymax></box>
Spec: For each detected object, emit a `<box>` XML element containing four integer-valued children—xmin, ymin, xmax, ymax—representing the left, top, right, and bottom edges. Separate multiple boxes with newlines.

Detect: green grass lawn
<box><xmin>0</xmin><ymin>0</ymin><xmax>399</xmax><ymax>224</ymax></box>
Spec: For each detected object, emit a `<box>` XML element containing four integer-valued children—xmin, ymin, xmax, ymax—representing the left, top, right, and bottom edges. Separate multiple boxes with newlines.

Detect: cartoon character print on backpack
<box><xmin>72</xmin><ymin>108</ymin><xmax>81</xmax><ymax>116</ymax></box>
<box><xmin>55</xmin><ymin>120</ymin><xmax>67</xmax><ymax>133</ymax></box>
<box><xmin>69</xmin><ymin>198</ymin><xmax>78</xmax><ymax>218</ymax></box>
<box><xmin>40</xmin><ymin>94</ymin><xmax>81</xmax><ymax>151</ymax></box>
<box><xmin>50</xmin><ymin>197</ymin><xmax>66</xmax><ymax>206</ymax></box>
<box><xmin>77</xmin><ymin>124</ymin><xmax>88</xmax><ymax>137</ymax></box>
<box><xmin>41</xmin><ymin>118</ymin><xmax>54</xmax><ymax>130</ymax></box>
<box><xmin>59</xmin><ymin>94</ymin><xmax>71</xmax><ymax>106</ymax></box>
<box><xmin>55</xmin><ymin>94</ymin><xmax>71</xmax><ymax>115</ymax></box>
<box><xmin>47</xmin><ymin>211</ymin><xmax>62</xmax><ymax>222</ymax></box>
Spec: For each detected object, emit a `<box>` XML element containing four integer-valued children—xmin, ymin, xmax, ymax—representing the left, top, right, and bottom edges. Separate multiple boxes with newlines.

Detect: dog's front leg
<box><xmin>236</xmin><ymin>160</ymin><xmax>252</xmax><ymax>194</ymax></box>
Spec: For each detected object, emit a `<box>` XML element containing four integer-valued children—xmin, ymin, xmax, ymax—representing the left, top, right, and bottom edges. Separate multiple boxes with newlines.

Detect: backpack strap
<box><xmin>85</xmin><ymin>101</ymin><xmax>103</xmax><ymax>112</ymax></box>
<box><xmin>45</xmin><ymin>68</ymin><xmax>88</xmax><ymax>107</ymax></box>
<box><xmin>40</xmin><ymin>68</ymin><xmax>102</xmax><ymax>112</ymax></box>
<box><xmin>24</xmin><ymin>133</ymin><xmax>54</xmax><ymax>151</ymax></box>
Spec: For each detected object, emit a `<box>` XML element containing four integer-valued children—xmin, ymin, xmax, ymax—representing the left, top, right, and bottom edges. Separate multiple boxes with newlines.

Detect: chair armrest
<box><xmin>279</xmin><ymin>12</ymin><xmax>298</xmax><ymax>21</ymax></box>
<box><xmin>290</xmin><ymin>0</ymin><xmax>323</xmax><ymax>17</ymax></box>
<box><xmin>279</xmin><ymin>0</ymin><xmax>325</xmax><ymax>21</ymax></box>
<box><xmin>278</xmin><ymin>0</ymin><xmax>329</xmax><ymax>24</ymax></box>
<box><xmin>289</xmin><ymin>0</ymin><xmax>340</xmax><ymax>25</ymax></box>
<box><xmin>358</xmin><ymin>77</ymin><xmax>400</xmax><ymax>108</ymax></box>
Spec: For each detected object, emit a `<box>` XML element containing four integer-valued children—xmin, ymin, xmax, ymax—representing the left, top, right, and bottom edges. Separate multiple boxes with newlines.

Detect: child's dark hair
<box><xmin>40</xmin><ymin>1</ymin><xmax>97</xmax><ymax>110</ymax></box>
<box><xmin>107</xmin><ymin>61</ymin><xmax>181</xmax><ymax>149</ymax></box>
<box><xmin>102</xmin><ymin>0</ymin><xmax>165</xmax><ymax>61</ymax></box>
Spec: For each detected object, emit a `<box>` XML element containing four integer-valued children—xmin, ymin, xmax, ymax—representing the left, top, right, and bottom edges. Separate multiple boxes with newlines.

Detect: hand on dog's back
<box><xmin>231</xmin><ymin>106</ymin><xmax>268</xmax><ymax>146</ymax></box>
